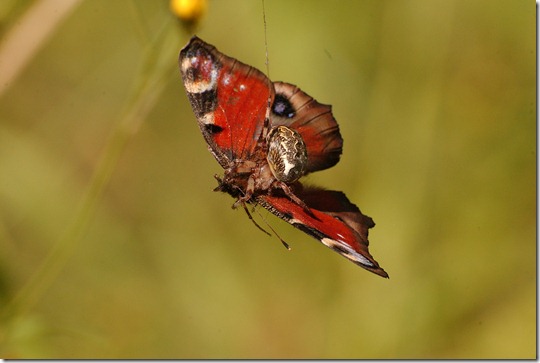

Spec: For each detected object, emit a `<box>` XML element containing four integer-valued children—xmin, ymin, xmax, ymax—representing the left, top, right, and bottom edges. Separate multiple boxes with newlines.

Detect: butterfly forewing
<box><xmin>257</xmin><ymin>187</ymin><xmax>388</xmax><ymax>278</ymax></box>
<box><xmin>180</xmin><ymin>36</ymin><xmax>273</xmax><ymax>165</ymax></box>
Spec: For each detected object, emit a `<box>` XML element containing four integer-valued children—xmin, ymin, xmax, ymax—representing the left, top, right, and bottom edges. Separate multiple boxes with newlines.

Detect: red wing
<box><xmin>179</xmin><ymin>36</ymin><xmax>273</xmax><ymax>168</ymax></box>
<box><xmin>269</xmin><ymin>82</ymin><xmax>343</xmax><ymax>173</ymax></box>
<box><xmin>257</xmin><ymin>186</ymin><xmax>388</xmax><ymax>278</ymax></box>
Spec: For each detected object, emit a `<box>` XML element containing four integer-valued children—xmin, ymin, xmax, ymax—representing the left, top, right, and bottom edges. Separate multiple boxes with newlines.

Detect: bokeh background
<box><xmin>0</xmin><ymin>0</ymin><xmax>535</xmax><ymax>358</ymax></box>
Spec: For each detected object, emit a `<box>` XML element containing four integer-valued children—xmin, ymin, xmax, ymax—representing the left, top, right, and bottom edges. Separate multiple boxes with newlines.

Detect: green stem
<box><xmin>0</xmin><ymin>16</ymin><xmax>183</xmax><ymax>348</ymax></box>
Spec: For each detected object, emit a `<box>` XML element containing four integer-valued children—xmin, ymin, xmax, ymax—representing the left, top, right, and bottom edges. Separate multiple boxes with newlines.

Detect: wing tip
<box><xmin>372</xmin><ymin>267</ymin><xmax>389</xmax><ymax>279</ymax></box>
<box><xmin>321</xmin><ymin>237</ymin><xmax>388</xmax><ymax>278</ymax></box>
<box><xmin>350</xmin><ymin>254</ymin><xmax>389</xmax><ymax>278</ymax></box>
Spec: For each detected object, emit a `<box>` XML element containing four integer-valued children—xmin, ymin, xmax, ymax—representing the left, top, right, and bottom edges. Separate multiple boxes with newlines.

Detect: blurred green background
<box><xmin>0</xmin><ymin>0</ymin><xmax>535</xmax><ymax>358</ymax></box>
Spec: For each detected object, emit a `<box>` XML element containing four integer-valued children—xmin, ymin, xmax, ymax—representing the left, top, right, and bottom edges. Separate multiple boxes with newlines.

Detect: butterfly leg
<box><xmin>228</xmin><ymin>174</ymin><xmax>255</xmax><ymax>209</ymax></box>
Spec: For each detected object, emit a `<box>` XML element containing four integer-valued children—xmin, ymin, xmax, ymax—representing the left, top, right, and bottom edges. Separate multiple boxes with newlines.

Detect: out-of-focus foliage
<box><xmin>0</xmin><ymin>0</ymin><xmax>534</xmax><ymax>358</ymax></box>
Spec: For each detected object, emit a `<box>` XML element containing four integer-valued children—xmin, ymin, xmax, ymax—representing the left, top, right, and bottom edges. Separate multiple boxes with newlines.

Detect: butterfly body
<box><xmin>179</xmin><ymin>36</ymin><xmax>388</xmax><ymax>278</ymax></box>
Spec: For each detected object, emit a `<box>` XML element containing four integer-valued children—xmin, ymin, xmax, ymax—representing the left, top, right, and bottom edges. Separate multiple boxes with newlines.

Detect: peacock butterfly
<box><xmin>179</xmin><ymin>36</ymin><xmax>388</xmax><ymax>278</ymax></box>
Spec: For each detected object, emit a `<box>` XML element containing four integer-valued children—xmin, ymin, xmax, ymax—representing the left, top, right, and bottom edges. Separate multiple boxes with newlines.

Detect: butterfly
<box><xmin>179</xmin><ymin>36</ymin><xmax>388</xmax><ymax>278</ymax></box>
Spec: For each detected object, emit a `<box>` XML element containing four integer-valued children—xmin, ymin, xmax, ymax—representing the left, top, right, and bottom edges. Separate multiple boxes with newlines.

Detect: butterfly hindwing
<box><xmin>270</xmin><ymin>82</ymin><xmax>343</xmax><ymax>174</ymax></box>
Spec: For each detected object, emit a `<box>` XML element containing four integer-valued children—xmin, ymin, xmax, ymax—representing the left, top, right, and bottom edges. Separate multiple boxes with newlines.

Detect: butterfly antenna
<box><xmin>252</xmin><ymin>202</ymin><xmax>291</xmax><ymax>250</ymax></box>
<box><xmin>241</xmin><ymin>202</ymin><xmax>271</xmax><ymax>237</ymax></box>
<box><xmin>261</xmin><ymin>0</ymin><xmax>271</xmax><ymax>140</ymax></box>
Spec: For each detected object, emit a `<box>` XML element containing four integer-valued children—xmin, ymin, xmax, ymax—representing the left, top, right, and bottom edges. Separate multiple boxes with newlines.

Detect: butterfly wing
<box><xmin>179</xmin><ymin>36</ymin><xmax>273</xmax><ymax>168</ymax></box>
<box><xmin>269</xmin><ymin>82</ymin><xmax>343</xmax><ymax>174</ymax></box>
<box><xmin>257</xmin><ymin>186</ymin><xmax>388</xmax><ymax>278</ymax></box>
